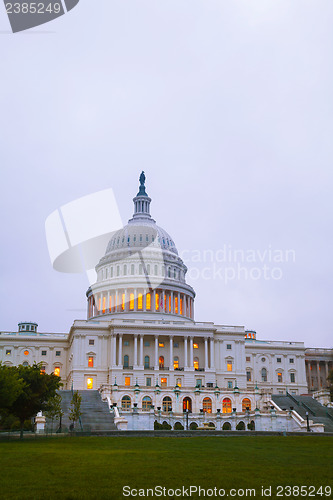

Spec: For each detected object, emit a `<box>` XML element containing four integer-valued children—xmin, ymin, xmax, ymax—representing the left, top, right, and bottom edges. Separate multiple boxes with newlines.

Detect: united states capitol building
<box><xmin>1</xmin><ymin>174</ymin><xmax>332</xmax><ymax>432</ymax></box>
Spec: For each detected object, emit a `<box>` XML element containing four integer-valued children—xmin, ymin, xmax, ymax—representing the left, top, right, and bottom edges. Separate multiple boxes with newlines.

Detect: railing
<box><xmin>301</xmin><ymin>402</ymin><xmax>315</xmax><ymax>416</ymax></box>
<box><xmin>286</xmin><ymin>392</ymin><xmax>300</xmax><ymax>406</ymax></box>
<box><xmin>174</xmin><ymin>367</ymin><xmax>184</xmax><ymax>371</ymax></box>
<box><xmin>123</xmin><ymin>365</ymin><xmax>133</xmax><ymax>369</ymax></box>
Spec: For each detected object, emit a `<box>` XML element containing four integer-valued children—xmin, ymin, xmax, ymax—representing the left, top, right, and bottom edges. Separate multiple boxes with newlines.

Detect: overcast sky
<box><xmin>0</xmin><ymin>0</ymin><xmax>332</xmax><ymax>348</ymax></box>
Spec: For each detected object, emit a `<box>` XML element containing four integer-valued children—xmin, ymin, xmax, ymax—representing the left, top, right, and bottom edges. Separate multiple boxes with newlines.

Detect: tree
<box><xmin>69</xmin><ymin>391</ymin><xmax>82</xmax><ymax>430</ymax></box>
<box><xmin>0</xmin><ymin>363</ymin><xmax>25</xmax><ymax>413</ymax></box>
<box><xmin>328</xmin><ymin>369</ymin><xmax>333</xmax><ymax>401</ymax></box>
<box><xmin>9</xmin><ymin>363</ymin><xmax>61</xmax><ymax>439</ymax></box>
<box><xmin>44</xmin><ymin>393</ymin><xmax>64</xmax><ymax>433</ymax></box>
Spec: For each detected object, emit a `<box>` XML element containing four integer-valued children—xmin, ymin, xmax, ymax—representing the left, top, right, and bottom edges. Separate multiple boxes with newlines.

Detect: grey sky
<box><xmin>0</xmin><ymin>0</ymin><xmax>332</xmax><ymax>348</ymax></box>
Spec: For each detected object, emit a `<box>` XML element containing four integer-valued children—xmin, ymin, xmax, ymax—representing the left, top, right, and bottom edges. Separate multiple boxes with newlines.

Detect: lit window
<box><xmin>246</xmin><ymin>371</ymin><xmax>251</xmax><ymax>382</ymax></box>
<box><xmin>98</xmin><ymin>297</ymin><xmax>101</xmax><ymax>312</ymax></box>
<box><xmin>56</xmin><ymin>351</ymin><xmax>61</xmax><ymax>356</ymax></box>
<box><xmin>159</xmin><ymin>356</ymin><xmax>164</xmax><ymax>369</ymax></box>
<box><xmin>102</xmin><ymin>296</ymin><xmax>106</xmax><ymax>313</ymax></box>
<box><xmin>146</xmin><ymin>293</ymin><xmax>151</xmax><ymax>310</ymax></box>
<box><xmin>161</xmin><ymin>378</ymin><xmax>167</xmax><ymax>387</ymax></box>
<box><xmin>138</xmin><ymin>293</ymin><xmax>143</xmax><ymax>310</ymax></box>
<box><xmin>162</xmin><ymin>396</ymin><xmax>172</xmax><ymax>411</ymax></box>
<box><xmin>169</xmin><ymin>296</ymin><xmax>171</xmax><ymax>313</ymax></box>
<box><xmin>193</xmin><ymin>343</ymin><xmax>199</xmax><ymax>349</ymax></box>
<box><xmin>222</xmin><ymin>398</ymin><xmax>232</xmax><ymax>414</ymax></box>
<box><xmin>24</xmin><ymin>350</ymin><xmax>29</xmax><ymax>356</ymax></box>
<box><xmin>125</xmin><ymin>377</ymin><xmax>130</xmax><ymax>386</ymax></box>
<box><xmin>183</xmin><ymin>397</ymin><xmax>191</xmax><ymax>411</ymax></box>
<box><xmin>180</xmin><ymin>298</ymin><xmax>183</xmax><ymax>315</ymax></box>
<box><xmin>277</xmin><ymin>372</ymin><xmax>282</xmax><ymax>383</ymax></box>
<box><xmin>6</xmin><ymin>350</ymin><xmax>11</xmax><ymax>355</ymax></box>
<box><xmin>88</xmin><ymin>356</ymin><xmax>94</xmax><ymax>368</ymax></box>
<box><xmin>242</xmin><ymin>398</ymin><xmax>251</xmax><ymax>411</ymax></box>
<box><xmin>176</xmin><ymin>378</ymin><xmax>182</xmax><ymax>387</ymax></box>
<box><xmin>227</xmin><ymin>362</ymin><xmax>233</xmax><ymax>372</ymax></box>
<box><xmin>40</xmin><ymin>366</ymin><xmax>46</xmax><ymax>374</ymax></box>
<box><xmin>89</xmin><ymin>340</ymin><xmax>94</xmax><ymax>346</ymax></box>
<box><xmin>159</xmin><ymin>342</ymin><xmax>164</xmax><ymax>348</ymax></box>
<box><xmin>129</xmin><ymin>293</ymin><xmax>135</xmax><ymax>310</ymax></box>
<box><xmin>122</xmin><ymin>395</ymin><xmax>131</xmax><ymax>409</ymax></box>
<box><xmin>194</xmin><ymin>357</ymin><xmax>199</xmax><ymax>370</ymax></box>
<box><xmin>121</xmin><ymin>293</ymin><xmax>125</xmax><ymax>311</ymax></box>
<box><xmin>155</xmin><ymin>293</ymin><xmax>159</xmax><ymax>311</ymax></box>
<box><xmin>174</xmin><ymin>356</ymin><xmax>179</xmax><ymax>369</ymax></box>
<box><xmin>175</xmin><ymin>296</ymin><xmax>178</xmax><ymax>314</ymax></box>
<box><xmin>203</xmin><ymin>397</ymin><xmax>212</xmax><ymax>413</ymax></box>
<box><xmin>87</xmin><ymin>378</ymin><xmax>93</xmax><ymax>389</ymax></box>
<box><xmin>142</xmin><ymin>396</ymin><xmax>152</xmax><ymax>411</ymax></box>
<box><xmin>54</xmin><ymin>367</ymin><xmax>60</xmax><ymax>377</ymax></box>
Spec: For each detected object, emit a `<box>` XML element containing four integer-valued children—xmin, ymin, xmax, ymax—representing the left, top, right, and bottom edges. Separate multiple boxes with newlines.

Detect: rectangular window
<box><xmin>121</xmin><ymin>293</ymin><xmax>125</xmax><ymax>311</ymax></box>
<box><xmin>227</xmin><ymin>381</ymin><xmax>233</xmax><ymax>389</ymax></box>
<box><xmin>193</xmin><ymin>343</ymin><xmax>199</xmax><ymax>349</ymax></box>
<box><xmin>175</xmin><ymin>296</ymin><xmax>178</xmax><ymax>314</ymax></box>
<box><xmin>144</xmin><ymin>341</ymin><xmax>150</xmax><ymax>347</ymax></box>
<box><xmin>155</xmin><ymin>293</ymin><xmax>159</xmax><ymax>311</ymax></box>
<box><xmin>160</xmin><ymin>378</ymin><xmax>167</xmax><ymax>387</ymax></box>
<box><xmin>159</xmin><ymin>342</ymin><xmax>164</xmax><ymax>348</ymax></box>
<box><xmin>54</xmin><ymin>367</ymin><xmax>60</xmax><ymax>377</ymax></box>
<box><xmin>277</xmin><ymin>357</ymin><xmax>281</xmax><ymax>363</ymax></box>
<box><xmin>56</xmin><ymin>351</ymin><xmax>61</xmax><ymax>356</ymax></box>
<box><xmin>277</xmin><ymin>372</ymin><xmax>283</xmax><ymax>383</ymax></box>
<box><xmin>146</xmin><ymin>293</ymin><xmax>151</xmax><ymax>310</ymax></box>
<box><xmin>246</xmin><ymin>371</ymin><xmax>251</xmax><ymax>382</ymax></box>
<box><xmin>246</xmin><ymin>356</ymin><xmax>251</xmax><ymax>362</ymax></box>
<box><xmin>138</xmin><ymin>293</ymin><xmax>143</xmax><ymax>310</ymax></box>
<box><xmin>289</xmin><ymin>358</ymin><xmax>294</xmax><ymax>364</ymax></box>
<box><xmin>88</xmin><ymin>356</ymin><xmax>94</xmax><ymax>368</ymax></box>
<box><xmin>124</xmin><ymin>341</ymin><xmax>129</xmax><ymax>346</ymax></box>
<box><xmin>207</xmin><ymin>382</ymin><xmax>214</xmax><ymax>388</ymax></box>
<box><xmin>196</xmin><ymin>379</ymin><xmax>202</xmax><ymax>388</ymax></box>
<box><xmin>89</xmin><ymin>339</ymin><xmax>94</xmax><ymax>345</ymax></box>
<box><xmin>290</xmin><ymin>373</ymin><xmax>295</xmax><ymax>383</ymax></box>
<box><xmin>146</xmin><ymin>377</ymin><xmax>151</xmax><ymax>387</ymax></box>
<box><xmin>227</xmin><ymin>362</ymin><xmax>233</xmax><ymax>372</ymax></box>
<box><xmin>87</xmin><ymin>378</ymin><xmax>93</xmax><ymax>389</ymax></box>
<box><xmin>176</xmin><ymin>378</ymin><xmax>182</xmax><ymax>387</ymax></box>
<box><xmin>227</xmin><ymin>344</ymin><xmax>232</xmax><ymax>350</ymax></box>
<box><xmin>6</xmin><ymin>349</ymin><xmax>11</xmax><ymax>355</ymax></box>
<box><xmin>125</xmin><ymin>377</ymin><xmax>130</xmax><ymax>386</ymax></box>
<box><xmin>174</xmin><ymin>342</ymin><xmax>179</xmax><ymax>348</ymax></box>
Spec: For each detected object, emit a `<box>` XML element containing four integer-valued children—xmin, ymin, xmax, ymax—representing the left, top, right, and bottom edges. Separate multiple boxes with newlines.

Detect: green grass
<box><xmin>0</xmin><ymin>436</ymin><xmax>332</xmax><ymax>499</ymax></box>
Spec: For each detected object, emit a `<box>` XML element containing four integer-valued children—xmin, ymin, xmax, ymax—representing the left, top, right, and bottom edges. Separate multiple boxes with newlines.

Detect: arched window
<box><xmin>203</xmin><ymin>397</ymin><xmax>212</xmax><ymax>413</ymax></box>
<box><xmin>162</xmin><ymin>396</ymin><xmax>172</xmax><ymax>412</ymax></box>
<box><xmin>144</xmin><ymin>355</ymin><xmax>150</xmax><ymax>369</ymax></box>
<box><xmin>155</xmin><ymin>293</ymin><xmax>159</xmax><ymax>311</ymax></box>
<box><xmin>142</xmin><ymin>396</ymin><xmax>152</xmax><ymax>411</ymax></box>
<box><xmin>261</xmin><ymin>368</ymin><xmax>267</xmax><ymax>382</ymax></box>
<box><xmin>222</xmin><ymin>398</ymin><xmax>232</xmax><ymax>414</ymax></box>
<box><xmin>138</xmin><ymin>293</ymin><xmax>143</xmax><ymax>310</ymax></box>
<box><xmin>121</xmin><ymin>396</ymin><xmax>131</xmax><ymax>410</ymax></box>
<box><xmin>154</xmin><ymin>265</ymin><xmax>158</xmax><ymax>275</ymax></box>
<box><xmin>242</xmin><ymin>398</ymin><xmax>251</xmax><ymax>411</ymax></box>
<box><xmin>22</xmin><ymin>361</ymin><xmax>29</xmax><ymax>367</ymax></box>
<box><xmin>183</xmin><ymin>397</ymin><xmax>192</xmax><ymax>412</ymax></box>
<box><xmin>124</xmin><ymin>355</ymin><xmax>129</xmax><ymax>368</ymax></box>
<box><xmin>146</xmin><ymin>293</ymin><xmax>151</xmax><ymax>310</ymax></box>
<box><xmin>175</xmin><ymin>296</ymin><xmax>178</xmax><ymax>314</ymax></box>
<box><xmin>194</xmin><ymin>357</ymin><xmax>199</xmax><ymax>370</ymax></box>
<box><xmin>129</xmin><ymin>293</ymin><xmax>135</xmax><ymax>310</ymax></box>
<box><xmin>222</xmin><ymin>422</ymin><xmax>231</xmax><ymax>430</ymax></box>
<box><xmin>123</xmin><ymin>264</ymin><xmax>127</xmax><ymax>275</ymax></box>
<box><xmin>173</xmin><ymin>356</ymin><xmax>179</xmax><ymax>370</ymax></box>
<box><xmin>159</xmin><ymin>356</ymin><xmax>164</xmax><ymax>369</ymax></box>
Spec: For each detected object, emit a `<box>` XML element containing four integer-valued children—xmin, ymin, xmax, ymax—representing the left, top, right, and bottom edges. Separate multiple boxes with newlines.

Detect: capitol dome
<box><xmin>86</xmin><ymin>172</ymin><xmax>195</xmax><ymax>321</ymax></box>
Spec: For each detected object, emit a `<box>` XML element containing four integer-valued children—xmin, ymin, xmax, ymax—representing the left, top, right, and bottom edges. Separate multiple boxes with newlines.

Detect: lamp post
<box><xmin>306</xmin><ymin>411</ymin><xmax>310</xmax><ymax>432</ymax></box>
<box><xmin>185</xmin><ymin>408</ymin><xmax>189</xmax><ymax>430</ymax></box>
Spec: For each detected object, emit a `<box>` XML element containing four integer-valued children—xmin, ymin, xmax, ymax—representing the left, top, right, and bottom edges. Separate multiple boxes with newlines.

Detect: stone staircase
<box><xmin>45</xmin><ymin>390</ymin><xmax>116</xmax><ymax>432</ymax></box>
<box><xmin>272</xmin><ymin>393</ymin><xmax>333</xmax><ymax>432</ymax></box>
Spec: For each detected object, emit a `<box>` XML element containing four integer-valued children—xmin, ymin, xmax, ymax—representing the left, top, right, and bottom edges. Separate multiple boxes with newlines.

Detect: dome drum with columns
<box><xmin>86</xmin><ymin>172</ymin><xmax>196</xmax><ymax>321</ymax></box>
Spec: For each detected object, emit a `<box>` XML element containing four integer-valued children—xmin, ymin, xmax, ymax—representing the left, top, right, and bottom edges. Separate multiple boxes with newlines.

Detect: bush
<box><xmin>174</xmin><ymin>422</ymin><xmax>184</xmax><ymax>430</ymax></box>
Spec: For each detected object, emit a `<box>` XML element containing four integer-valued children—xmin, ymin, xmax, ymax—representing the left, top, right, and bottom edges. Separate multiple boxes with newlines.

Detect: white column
<box><xmin>139</xmin><ymin>335</ymin><xmax>144</xmax><ymax>367</ymax></box>
<box><xmin>169</xmin><ymin>336</ymin><xmax>174</xmax><ymax>371</ymax></box>
<box><xmin>154</xmin><ymin>336</ymin><xmax>159</xmax><ymax>369</ymax></box>
<box><xmin>205</xmin><ymin>338</ymin><xmax>209</xmax><ymax>370</ymax></box>
<box><xmin>134</xmin><ymin>335</ymin><xmax>138</xmax><ymax>367</ymax></box>
<box><xmin>190</xmin><ymin>337</ymin><xmax>194</xmax><ymax>369</ymax></box>
<box><xmin>112</xmin><ymin>336</ymin><xmax>117</xmax><ymax>366</ymax></box>
<box><xmin>118</xmin><ymin>335</ymin><xmax>122</xmax><ymax>367</ymax></box>
<box><xmin>184</xmin><ymin>337</ymin><xmax>188</xmax><ymax>368</ymax></box>
<box><xmin>210</xmin><ymin>338</ymin><xmax>215</xmax><ymax>369</ymax></box>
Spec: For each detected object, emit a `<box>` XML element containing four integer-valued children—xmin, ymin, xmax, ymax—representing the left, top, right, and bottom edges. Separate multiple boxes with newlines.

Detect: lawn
<box><xmin>0</xmin><ymin>436</ymin><xmax>332</xmax><ymax>499</ymax></box>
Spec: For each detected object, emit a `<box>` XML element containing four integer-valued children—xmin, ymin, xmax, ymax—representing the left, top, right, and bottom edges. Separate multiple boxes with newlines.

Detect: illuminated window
<box><xmin>40</xmin><ymin>366</ymin><xmax>46</xmax><ymax>374</ymax></box>
<box><xmin>176</xmin><ymin>378</ymin><xmax>182</xmax><ymax>387</ymax></box>
<box><xmin>227</xmin><ymin>362</ymin><xmax>233</xmax><ymax>372</ymax></box>
<box><xmin>98</xmin><ymin>297</ymin><xmax>101</xmax><ymax>312</ymax></box>
<box><xmin>125</xmin><ymin>377</ymin><xmax>131</xmax><ymax>386</ymax></box>
<box><xmin>87</xmin><ymin>378</ymin><xmax>93</xmax><ymax>390</ymax></box>
<box><xmin>121</xmin><ymin>293</ymin><xmax>125</xmax><ymax>311</ymax></box>
<box><xmin>138</xmin><ymin>293</ymin><xmax>143</xmax><ymax>310</ymax></box>
<box><xmin>124</xmin><ymin>355</ymin><xmax>129</xmax><ymax>368</ymax></box>
<box><xmin>261</xmin><ymin>368</ymin><xmax>267</xmax><ymax>382</ymax></box>
<box><xmin>102</xmin><ymin>296</ymin><xmax>106</xmax><ymax>313</ymax></box>
<box><xmin>122</xmin><ymin>395</ymin><xmax>131</xmax><ymax>409</ymax></box>
<box><xmin>193</xmin><ymin>343</ymin><xmax>199</xmax><ymax>349</ymax></box>
<box><xmin>6</xmin><ymin>350</ymin><xmax>11</xmax><ymax>355</ymax></box>
<box><xmin>162</xmin><ymin>396</ymin><xmax>172</xmax><ymax>411</ymax></box>
<box><xmin>54</xmin><ymin>367</ymin><xmax>60</xmax><ymax>377</ymax></box>
<box><xmin>109</xmin><ymin>296</ymin><xmax>112</xmax><ymax>312</ymax></box>
<box><xmin>175</xmin><ymin>296</ymin><xmax>178</xmax><ymax>314</ymax></box>
<box><xmin>24</xmin><ymin>350</ymin><xmax>29</xmax><ymax>356</ymax></box>
<box><xmin>173</xmin><ymin>356</ymin><xmax>179</xmax><ymax>369</ymax></box>
<box><xmin>180</xmin><ymin>298</ymin><xmax>183</xmax><ymax>315</ymax></box>
<box><xmin>183</xmin><ymin>397</ymin><xmax>192</xmax><ymax>412</ymax></box>
<box><xmin>146</xmin><ymin>293</ymin><xmax>151</xmax><ymax>310</ymax></box>
<box><xmin>164</xmin><ymin>294</ymin><xmax>167</xmax><ymax>311</ymax></box>
<box><xmin>129</xmin><ymin>293</ymin><xmax>135</xmax><ymax>310</ymax></box>
<box><xmin>159</xmin><ymin>342</ymin><xmax>164</xmax><ymax>348</ymax></box>
<box><xmin>169</xmin><ymin>296</ymin><xmax>171</xmax><ymax>312</ymax></box>
<box><xmin>155</xmin><ymin>293</ymin><xmax>159</xmax><ymax>311</ymax></box>
<box><xmin>144</xmin><ymin>355</ymin><xmax>150</xmax><ymax>369</ymax></box>
<box><xmin>142</xmin><ymin>396</ymin><xmax>152</xmax><ymax>411</ymax></box>
<box><xmin>203</xmin><ymin>397</ymin><xmax>212</xmax><ymax>413</ymax></box>
<box><xmin>277</xmin><ymin>372</ymin><xmax>283</xmax><ymax>383</ymax></box>
<box><xmin>159</xmin><ymin>356</ymin><xmax>164</xmax><ymax>369</ymax></box>
<box><xmin>194</xmin><ymin>357</ymin><xmax>199</xmax><ymax>370</ymax></box>
<box><xmin>242</xmin><ymin>398</ymin><xmax>251</xmax><ymax>411</ymax></box>
<box><xmin>88</xmin><ymin>356</ymin><xmax>94</xmax><ymax>368</ymax></box>
<box><xmin>161</xmin><ymin>378</ymin><xmax>167</xmax><ymax>387</ymax></box>
<box><xmin>222</xmin><ymin>398</ymin><xmax>232</xmax><ymax>414</ymax></box>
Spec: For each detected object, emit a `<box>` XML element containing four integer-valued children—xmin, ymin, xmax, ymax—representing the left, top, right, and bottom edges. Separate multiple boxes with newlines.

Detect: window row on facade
<box><xmin>98</xmin><ymin>263</ymin><xmax>185</xmax><ymax>282</ymax></box>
